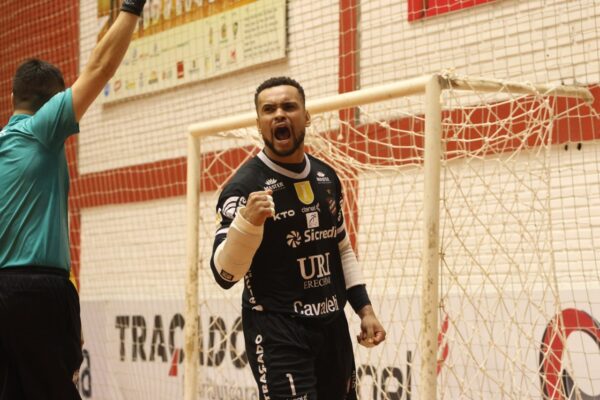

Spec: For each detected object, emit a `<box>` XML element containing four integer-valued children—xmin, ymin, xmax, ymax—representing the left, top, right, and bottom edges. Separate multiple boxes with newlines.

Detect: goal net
<box><xmin>185</xmin><ymin>73</ymin><xmax>599</xmax><ymax>399</ymax></box>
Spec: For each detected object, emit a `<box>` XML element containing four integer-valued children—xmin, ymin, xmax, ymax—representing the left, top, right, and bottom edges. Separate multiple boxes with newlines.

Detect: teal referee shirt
<box><xmin>0</xmin><ymin>89</ymin><xmax>79</xmax><ymax>272</ymax></box>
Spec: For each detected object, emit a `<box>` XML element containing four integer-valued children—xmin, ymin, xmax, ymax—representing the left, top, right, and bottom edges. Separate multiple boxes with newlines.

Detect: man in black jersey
<box><xmin>210</xmin><ymin>76</ymin><xmax>386</xmax><ymax>400</ymax></box>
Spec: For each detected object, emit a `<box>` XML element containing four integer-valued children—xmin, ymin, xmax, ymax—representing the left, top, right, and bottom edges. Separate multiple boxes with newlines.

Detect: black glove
<box><xmin>120</xmin><ymin>0</ymin><xmax>146</xmax><ymax>16</ymax></box>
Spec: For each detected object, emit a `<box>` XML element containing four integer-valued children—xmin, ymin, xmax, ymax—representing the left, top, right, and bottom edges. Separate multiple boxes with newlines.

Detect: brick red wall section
<box><xmin>0</xmin><ymin>1</ymin><xmax>80</xmax><ymax>123</ymax></box>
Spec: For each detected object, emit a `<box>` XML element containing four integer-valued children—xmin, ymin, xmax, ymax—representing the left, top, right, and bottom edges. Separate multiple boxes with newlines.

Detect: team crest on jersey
<box><xmin>294</xmin><ymin>181</ymin><xmax>314</xmax><ymax>205</ymax></box>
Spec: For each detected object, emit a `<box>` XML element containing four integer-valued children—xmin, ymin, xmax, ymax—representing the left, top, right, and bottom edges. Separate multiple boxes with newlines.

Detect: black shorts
<box><xmin>242</xmin><ymin>309</ymin><xmax>357</xmax><ymax>400</ymax></box>
<box><xmin>0</xmin><ymin>267</ymin><xmax>83</xmax><ymax>400</ymax></box>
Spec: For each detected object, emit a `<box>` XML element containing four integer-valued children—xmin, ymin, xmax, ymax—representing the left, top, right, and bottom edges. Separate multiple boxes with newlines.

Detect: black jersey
<box><xmin>210</xmin><ymin>151</ymin><xmax>348</xmax><ymax>321</ymax></box>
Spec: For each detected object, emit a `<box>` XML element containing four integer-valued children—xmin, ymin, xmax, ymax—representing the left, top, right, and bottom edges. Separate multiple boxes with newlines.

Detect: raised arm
<box><xmin>71</xmin><ymin>0</ymin><xmax>146</xmax><ymax>121</ymax></box>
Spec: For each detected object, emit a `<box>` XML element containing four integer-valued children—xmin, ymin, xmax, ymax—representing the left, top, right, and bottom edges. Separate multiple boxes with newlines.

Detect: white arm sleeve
<box><xmin>339</xmin><ymin>235</ymin><xmax>365</xmax><ymax>289</ymax></box>
<box><xmin>214</xmin><ymin>207</ymin><xmax>263</xmax><ymax>282</ymax></box>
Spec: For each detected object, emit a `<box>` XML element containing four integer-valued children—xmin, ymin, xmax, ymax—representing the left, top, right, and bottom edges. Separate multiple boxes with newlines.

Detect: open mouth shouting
<box><xmin>273</xmin><ymin>125</ymin><xmax>292</xmax><ymax>142</ymax></box>
<box><xmin>263</xmin><ymin>123</ymin><xmax>305</xmax><ymax>158</ymax></box>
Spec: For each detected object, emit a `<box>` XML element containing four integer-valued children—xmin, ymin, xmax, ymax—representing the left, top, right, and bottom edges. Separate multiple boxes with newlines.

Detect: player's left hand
<box><xmin>120</xmin><ymin>0</ymin><xmax>147</xmax><ymax>16</ymax></box>
<box><xmin>357</xmin><ymin>305</ymin><xmax>386</xmax><ymax>348</ymax></box>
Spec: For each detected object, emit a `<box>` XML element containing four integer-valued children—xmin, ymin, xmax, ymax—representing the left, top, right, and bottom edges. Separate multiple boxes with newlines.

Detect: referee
<box><xmin>0</xmin><ymin>2</ymin><xmax>147</xmax><ymax>399</ymax></box>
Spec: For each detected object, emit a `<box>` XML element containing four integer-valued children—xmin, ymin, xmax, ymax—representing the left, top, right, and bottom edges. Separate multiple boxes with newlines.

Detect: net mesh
<box><xmin>1</xmin><ymin>0</ymin><xmax>599</xmax><ymax>399</ymax></box>
<box><xmin>189</xmin><ymin>81</ymin><xmax>600</xmax><ymax>399</ymax></box>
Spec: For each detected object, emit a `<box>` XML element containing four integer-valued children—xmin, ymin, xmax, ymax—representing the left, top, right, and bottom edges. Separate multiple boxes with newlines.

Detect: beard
<box><xmin>263</xmin><ymin>130</ymin><xmax>305</xmax><ymax>158</ymax></box>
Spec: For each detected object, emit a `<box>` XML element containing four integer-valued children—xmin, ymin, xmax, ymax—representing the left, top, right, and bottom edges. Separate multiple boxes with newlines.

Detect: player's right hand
<box><xmin>239</xmin><ymin>189</ymin><xmax>275</xmax><ymax>226</ymax></box>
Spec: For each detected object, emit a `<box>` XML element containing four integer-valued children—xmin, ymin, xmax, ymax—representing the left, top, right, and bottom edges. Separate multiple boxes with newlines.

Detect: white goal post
<box><xmin>184</xmin><ymin>73</ymin><xmax>594</xmax><ymax>400</ymax></box>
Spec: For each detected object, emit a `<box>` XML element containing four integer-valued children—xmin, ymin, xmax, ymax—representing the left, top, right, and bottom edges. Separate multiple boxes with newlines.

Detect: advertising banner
<box><xmin>79</xmin><ymin>288</ymin><xmax>600</xmax><ymax>399</ymax></box>
<box><xmin>98</xmin><ymin>0</ymin><xmax>286</xmax><ymax>103</ymax></box>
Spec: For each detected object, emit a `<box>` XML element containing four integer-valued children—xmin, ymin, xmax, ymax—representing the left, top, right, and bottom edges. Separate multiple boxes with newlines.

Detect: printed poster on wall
<box><xmin>98</xmin><ymin>0</ymin><xmax>287</xmax><ymax>103</ymax></box>
<box><xmin>78</xmin><ymin>288</ymin><xmax>600</xmax><ymax>399</ymax></box>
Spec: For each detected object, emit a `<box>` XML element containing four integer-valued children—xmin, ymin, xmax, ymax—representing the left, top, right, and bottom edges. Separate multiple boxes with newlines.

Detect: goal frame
<box><xmin>184</xmin><ymin>73</ymin><xmax>593</xmax><ymax>400</ymax></box>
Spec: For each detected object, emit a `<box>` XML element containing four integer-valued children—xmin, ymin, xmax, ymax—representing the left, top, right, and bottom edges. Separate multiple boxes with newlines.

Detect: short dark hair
<box><xmin>254</xmin><ymin>76</ymin><xmax>306</xmax><ymax>111</ymax></box>
<box><xmin>12</xmin><ymin>59</ymin><xmax>65</xmax><ymax>113</ymax></box>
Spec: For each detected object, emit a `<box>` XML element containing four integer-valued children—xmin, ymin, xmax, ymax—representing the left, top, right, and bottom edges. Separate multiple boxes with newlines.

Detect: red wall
<box><xmin>0</xmin><ymin>0</ymin><xmax>80</xmax><ymax>123</ymax></box>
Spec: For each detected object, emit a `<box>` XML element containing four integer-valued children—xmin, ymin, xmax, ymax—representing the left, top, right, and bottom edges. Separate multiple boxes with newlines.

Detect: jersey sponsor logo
<box><xmin>316</xmin><ymin>171</ymin><xmax>331</xmax><ymax>183</ymax></box>
<box><xmin>273</xmin><ymin>209</ymin><xmax>296</xmax><ymax>221</ymax></box>
<box><xmin>297</xmin><ymin>252</ymin><xmax>332</xmax><ymax>290</ymax></box>
<box><xmin>286</xmin><ymin>226</ymin><xmax>337</xmax><ymax>248</ymax></box>
<box><xmin>305</xmin><ymin>211</ymin><xmax>319</xmax><ymax>229</ymax></box>
<box><xmin>303</xmin><ymin>276</ymin><xmax>331</xmax><ymax>289</ymax></box>
<box><xmin>286</xmin><ymin>231</ymin><xmax>302</xmax><ymax>248</ymax></box>
<box><xmin>304</xmin><ymin>226</ymin><xmax>336</xmax><ymax>243</ymax></box>
<box><xmin>293</xmin><ymin>295</ymin><xmax>339</xmax><ymax>316</ymax></box>
<box><xmin>254</xmin><ymin>334</ymin><xmax>271</xmax><ymax>398</ymax></box>
<box><xmin>264</xmin><ymin>177</ymin><xmax>285</xmax><ymax>192</ymax></box>
<box><xmin>301</xmin><ymin>203</ymin><xmax>320</xmax><ymax>214</ymax></box>
<box><xmin>297</xmin><ymin>253</ymin><xmax>331</xmax><ymax>280</ymax></box>
<box><xmin>294</xmin><ymin>181</ymin><xmax>314</xmax><ymax>205</ymax></box>
<box><xmin>244</xmin><ymin>272</ymin><xmax>258</xmax><ymax>305</ymax></box>
<box><xmin>220</xmin><ymin>196</ymin><xmax>247</xmax><ymax>219</ymax></box>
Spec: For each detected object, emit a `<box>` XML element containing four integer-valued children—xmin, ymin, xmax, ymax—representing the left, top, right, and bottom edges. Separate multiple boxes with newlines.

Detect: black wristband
<box><xmin>347</xmin><ymin>284</ymin><xmax>371</xmax><ymax>313</ymax></box>
<box><xmin>120</xmin><ymin>0</ymin><xmax>146</xmax><ymax>16</ymax></box>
